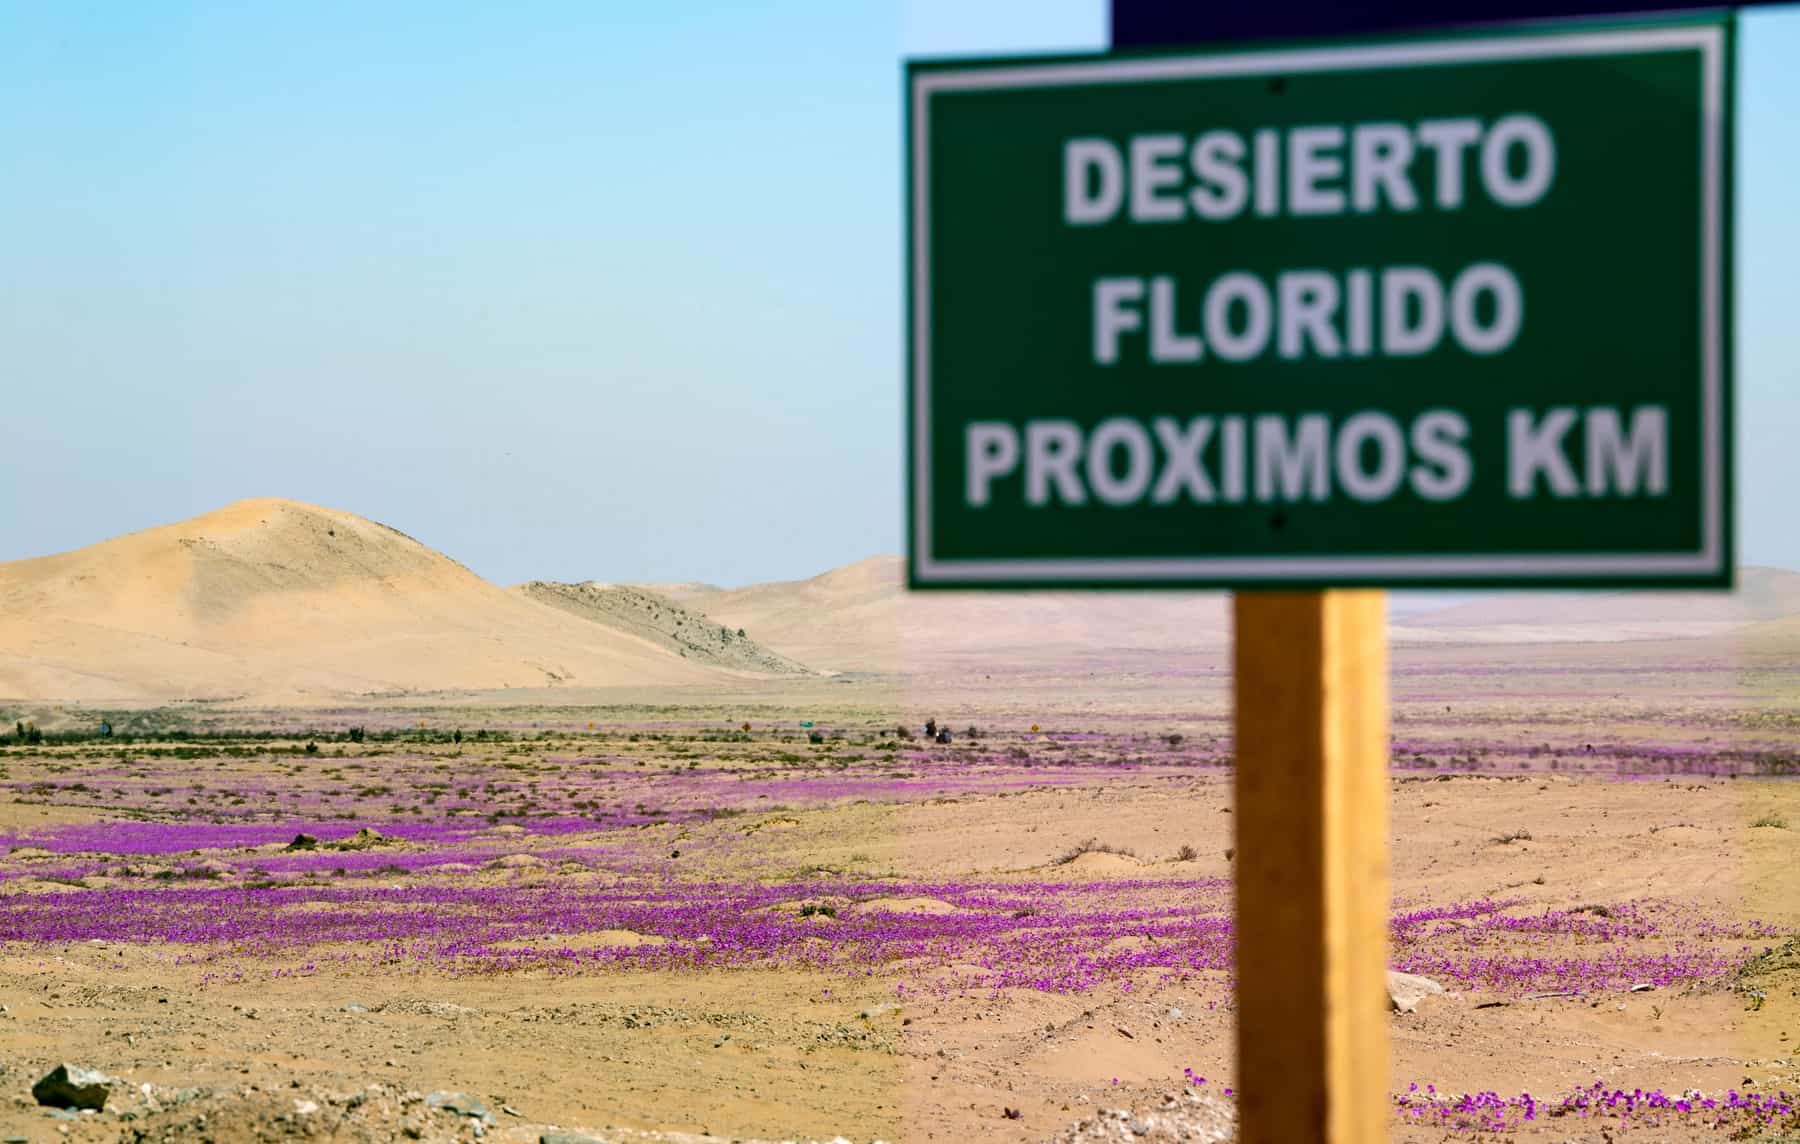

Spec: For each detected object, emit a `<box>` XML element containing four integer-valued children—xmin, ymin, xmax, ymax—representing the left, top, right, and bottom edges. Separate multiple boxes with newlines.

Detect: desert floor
<box><xmin>1</xmin><ymin>643</ymin><xmax>1798</xmax><ymax>1142</ymax></box>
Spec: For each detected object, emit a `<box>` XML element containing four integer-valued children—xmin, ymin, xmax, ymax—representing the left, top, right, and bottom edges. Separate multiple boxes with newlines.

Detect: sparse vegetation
<box><xmin>1051</xmin><ymin>838</ymin><xmax>1137</xmax><ymax>866</ymax></box>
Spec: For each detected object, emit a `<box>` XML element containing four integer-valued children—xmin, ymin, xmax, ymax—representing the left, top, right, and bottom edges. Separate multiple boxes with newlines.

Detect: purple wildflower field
<box><xmin>3</xmin><ymin>700</ymin><xmax>1798</xmax><ymax>1138</ymax></box>
<box><xmin>0</xmin><ymin>719</ymin><xmax>1786</xmax><ymax>998</ymax></box>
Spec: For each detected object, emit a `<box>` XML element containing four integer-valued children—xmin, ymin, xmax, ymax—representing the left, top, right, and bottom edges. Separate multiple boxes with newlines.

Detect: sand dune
<box><xmin>513</xmin><ymin>581</ymin><xmax>812</xmax><ymax>675</ymax></box>
<box><xmin>1392</xmin><ymin>566</ymin><xmax>1800</xmax><ymax>644</ymax></box>
<box><xmin>658</xmin><ymin>556</ymin><xmax>1234</xmax><ymax>674</ymax></box>
<box><xmin>3</xmin><ymin>501</ymin><xmax>1792</xmax><ymax>701</ymax></box>
<box><xmin>0</xmin><ymin>499</ymin><xmax>719</xmax><ymax>703</ymax></box>
<box><xmin>668</xmin><ymin>558</ymin><xmax>1800</xmax><ymax>671</ymax></box>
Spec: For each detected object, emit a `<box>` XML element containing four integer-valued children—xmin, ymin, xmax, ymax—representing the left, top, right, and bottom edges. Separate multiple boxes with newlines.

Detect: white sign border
<box><xmin>909</xmin><ymin>24</ymin><xmax>1727</xmax><ymax>585</ymax></box>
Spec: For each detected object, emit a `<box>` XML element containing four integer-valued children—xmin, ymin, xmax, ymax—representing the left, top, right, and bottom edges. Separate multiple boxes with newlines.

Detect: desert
<box><xmin>0</xmin><ymin>500</ymin><xmax>1795</xmax><ymax>1142</ymax></box>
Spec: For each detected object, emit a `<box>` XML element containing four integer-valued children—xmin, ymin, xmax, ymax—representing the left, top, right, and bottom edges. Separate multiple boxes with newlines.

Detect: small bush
<box><xmin>799</xmin><ymin>903</ymin><xmax>838</xmax><ymax>919</ymax></box>
<box><xmin>1753</xmin><ymin>813</ymin><xmax>1788</xmax><ymax>829</ymax></box>
<box><xmin>1175</xmin><ymin>843</ymin><xmax>1199</xmax><ymax>862</ymax></box>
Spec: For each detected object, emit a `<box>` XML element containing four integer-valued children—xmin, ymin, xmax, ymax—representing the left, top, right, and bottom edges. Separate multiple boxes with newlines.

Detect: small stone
<box><xmin>294</xmin><ymin>1099</ymin><xmax>318</xmax><ymax>1115</ymax></box>
<box><xmin>859</xmin><ymin>1003</ymin><xmax>902</xmax><ymax>1020</ymax></box>
<box><xmin>32</xmin><ymin>1064</ymin><xmax>113</xmax><ymax>1111</ymax></box>
<box><xmin>343</xmin><ymin>1003</ymin><xmax>369</xmax><ymax>1013</ymax></box>
<box><xmin>1628</xmin><ymin>982</ymin><xmax>1656</xmax><ymax>993</ymax></box>
<box><xmin>540</xmin><ymin>1135</ymin><xmax>607</xmax><ymax>1144</ymax></box>
<box><xmin>1386</xmin><ymin>970</ymin><xmax>1447</xmax><ymax>1015</ymax></box>
<box><xmin>425</xmin><ymin>1090</ymin><xmax>493</xmax><ymax>1124</ymax></box>
<box><xmin>1167</xmin><ymin>1007</ymin><xmax>1183</xmax><ymax>1019</ymax></box>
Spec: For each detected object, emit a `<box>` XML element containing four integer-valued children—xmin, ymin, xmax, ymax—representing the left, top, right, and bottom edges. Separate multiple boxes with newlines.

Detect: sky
<box><xmin>0</xmin><ymin>1</ymin><xmax>1794</xmax><ymax>587</ymax></box>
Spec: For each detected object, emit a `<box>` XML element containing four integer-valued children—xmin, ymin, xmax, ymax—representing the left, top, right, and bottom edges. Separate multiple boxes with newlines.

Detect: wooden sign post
<box><xmin>1234</xmin><ymin>591</ymin><xmax>1389</xmax><ymax>1142</ymax></box>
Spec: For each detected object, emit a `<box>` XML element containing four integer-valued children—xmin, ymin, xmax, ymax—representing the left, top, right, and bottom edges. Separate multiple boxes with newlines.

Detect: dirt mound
<box><xmin>848</xmin><ymin>896</ymin><xmax>966</xmax><ymax>915</ymax></box>
<box><xmin>1060</xmin><ymin>850</ymin><xmax>1148</xmax><ymax>875</ymax></box>
<box><xmin>514</xmin><ymin>581</ymin><xmax>812</xmax><ymax>675</ymax></box>
<box><xmin>0</xmin><ymin>498</ymin><xmax>721</xmax><ymax>702</ymax></box>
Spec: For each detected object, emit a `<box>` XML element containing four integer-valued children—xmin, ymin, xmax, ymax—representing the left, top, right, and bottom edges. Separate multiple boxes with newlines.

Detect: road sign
<box><xmin>906</xmin><ymin>18</ymin><xmax>1732</xmax><ymax>590</ymax></box>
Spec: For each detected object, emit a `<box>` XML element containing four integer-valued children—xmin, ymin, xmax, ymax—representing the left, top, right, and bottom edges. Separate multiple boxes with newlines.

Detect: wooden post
<box><xmin>1233</xmin><ymin>590</ymin><xmax>1390</xmax><ymax>1143</ymax></box>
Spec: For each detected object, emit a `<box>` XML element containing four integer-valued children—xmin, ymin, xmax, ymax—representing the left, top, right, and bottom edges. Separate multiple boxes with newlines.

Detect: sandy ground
<box><xmin>0</xmin><ymin>656</ymin><xmax>1796</xmax><ymax>1142</ymax></box>
<box><xmin>2</xmin><ymin>500</ymin><xmax>1798</xmax><ymax>1139</ymax></box>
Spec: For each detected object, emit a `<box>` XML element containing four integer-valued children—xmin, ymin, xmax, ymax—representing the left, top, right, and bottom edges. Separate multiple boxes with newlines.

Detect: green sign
<box><xmin>906</xmin><ymin>18</ymin><xmax>1731</xmax><ymax>589</ymax></box>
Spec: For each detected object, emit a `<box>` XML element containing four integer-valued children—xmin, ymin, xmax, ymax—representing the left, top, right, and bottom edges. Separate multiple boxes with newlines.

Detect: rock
<box><xmin>859</xmin><ymin>1002</ymin><xmax>903</xmax><ymax>1019</ymax></box>
<box><xmin>32</xmin><ymin>1064</ymin><xmax>113</xmax><ymax>1110</ymax></box>
<box><xmin>540</xmin><ymin>1134</ymin><xmax>607</xmax><ymax>1144</ymax></box>
<box><xmin>285</xmin><ymin>833</ymin><xmax>319</xmax><ymax>851</ymax></box>
<box><xmin>425</xmin><ymin>1090</ymin><xmax>494</xmax><ymax>1124</ymax></box>
<box><xmin>1387</xmin><ymin>970</ymin><xmax>1447</xmax><ymax>1014</ymax></box>
<box><xmin>1629</xmin><ymin>982</ymin><xmax>1656</xmax><ymax>993</ymax></box>
<box><xmin>343</xmin><ymin>1003</ymin><xmax>369</xmax><ymax>1013</ymax></box>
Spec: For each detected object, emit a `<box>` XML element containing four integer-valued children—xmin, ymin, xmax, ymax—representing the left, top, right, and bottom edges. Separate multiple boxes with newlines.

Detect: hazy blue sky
<box><xmin>1</xmin><ymin>2</ymin><xmax>1793</xmax><ymax>586</ymax></box>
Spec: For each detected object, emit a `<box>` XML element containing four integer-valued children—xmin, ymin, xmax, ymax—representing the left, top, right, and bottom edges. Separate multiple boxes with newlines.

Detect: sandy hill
<box><xmin>0</xmin><ymin>499</ymin><xmax>722</xmax><ymax>703</ymax></box>
<box><xmin>513</xmin><ymin>581</ymin><xmax>812</xmax><ymax>675</ymax></box>
<box><xmin>657</xmin><ymin>556</ymin><xmax>1234</xmax><ymax>674</ymax></box>
<box><xmin>1394</xmin><ymin>566</ymin><xmax>1800</xmax><ymax>644</ymax></box>
<box><xmin>663</xmin><ymin>558</ymin><xmax>1800</xmax><ymax>672</ymax></box>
